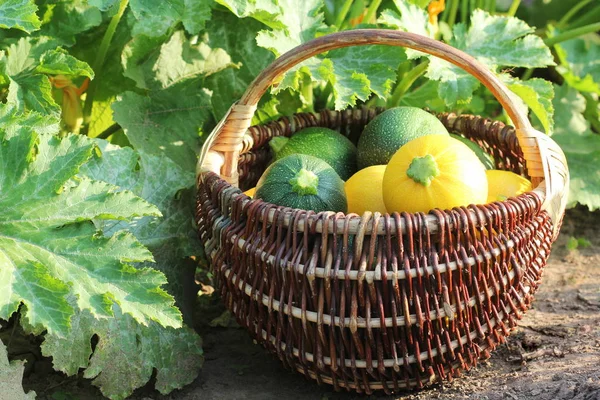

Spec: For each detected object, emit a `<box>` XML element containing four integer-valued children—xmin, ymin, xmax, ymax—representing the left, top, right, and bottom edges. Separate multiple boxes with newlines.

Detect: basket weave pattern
<box><xmin>196</xmin><ymin>109</ymin><xmax>557</xmax><ymax>394</ymax></box>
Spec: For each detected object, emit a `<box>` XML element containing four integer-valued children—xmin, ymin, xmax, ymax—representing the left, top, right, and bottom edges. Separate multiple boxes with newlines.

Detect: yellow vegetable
<box><xmin>244</xmin><ymin>187</ymin><xmax>256</xmax><ymax>198</ymax></box>
<box><xmin>383</xmin><ymin>135</ymin><xmax>488</xmax><ymax>213</ymax></box>
<box><xmin>486</xmin><ymin>170</ymin><xmax>532</xmax><ymax>203</ymax></box>
<box><xmin>344</xmin><ymin>165</ymin><xmax>387</xmax><ymax>215</ymax></box>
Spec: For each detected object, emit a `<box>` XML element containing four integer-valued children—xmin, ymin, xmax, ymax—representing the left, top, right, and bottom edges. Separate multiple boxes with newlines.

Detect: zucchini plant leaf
<box><xmin>112</xmin><ymin>79</ymin><xmax>213</xmax><ymax>175</ymax></box>
<box><xmin>0</xmin><ymin>37</ymin><xmax>93</xmax><ymax>120</ymax></box>
<box><xmin>378</xmin><ymin>0</ymin><xmax>435</xmax><ymax>59</ymax></box>
<box><xmin>239</xmin><ymin>0</ymin><xmax>406</xmax><ymax>109</ymax></box>
<box><xmin>382</xmin><ymin>4</ymin><xmax>555</xmax><ymax>111</ymax></box>
<box><xmin>0</xmin><ymin>340</ymin><xmax>36</xmax><ymax>400</ymax></box>
<box><xmin>43</xmin><ymin>140</ymin><xmax>206</xmax><ymax>400</ymax></box>
<box><xmin>504</xmin><ymin>77</ymin><xmax>554</xmax><ymax>134</ymax></box>
<box><xmin>554</xmin><ymin>34</ymin><xmax>600</xmax><ymax>94</ymax></box>
<box><xmin>204</xmin><ymin>11</ymin><xmax>275</xmax><ymax>119</ymax></box>
<box><xmin>36</xmin><ymin>0</ymin><xmax>103</xmax><ymax>46</ymax></box>
<box><xmin>0</xmin><ymin>0</ymin><xmax>41</xmax><ymax>33</ymax></box>
<box><xmin>215</xmin><ymin>0</ymin><xmax>283</xmax><ymax>29</ymax></box>
<box><xmin>0</xmin><ymin>128</ymin><xmax>183</xmax><ymax>337</ymax></box>
<box><xmin>550</xmin><ymin>84</ymin><xmax>600</xmax><ymax>210</ymax></box>
<box><xmin>42</xmin><ymin>304</ymin><xmax>203</xmax><ymax>400</ymax></box>
<box><xmin>122</xmin><ymin>30</ymin><xmax>235</xmax><ymax>90</ymax></box>
<box><xmin>128</xmin><ymin>0</ymin><xmax>212</xmax><ymax>37</ymax></box>
<box><xmin>80</xmin><ymin>141</ymin><xmax>203</xmax><ymax>318</ymax></box>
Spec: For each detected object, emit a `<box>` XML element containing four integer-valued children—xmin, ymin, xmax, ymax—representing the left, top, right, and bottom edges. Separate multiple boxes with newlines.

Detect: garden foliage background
<box><xmin>0</xmin><ymin>0</ymin><xmax>598</xmax><ymax>398</ymax></box>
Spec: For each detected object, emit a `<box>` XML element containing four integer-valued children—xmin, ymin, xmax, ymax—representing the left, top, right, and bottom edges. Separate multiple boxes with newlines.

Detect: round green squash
<box><xmin>357</xmin><ymin>107</ymin><xmax>449</xmax><ymax>169</ymax></box>
<box><xmin>255</xmin><ymin>154</ymin><xmax>347</xmax><ymax>213</ymax></box>
<box><xmin>269</xmin><ymin>127</ymin><xmax>357</xmax><ymax>180</ymax></box>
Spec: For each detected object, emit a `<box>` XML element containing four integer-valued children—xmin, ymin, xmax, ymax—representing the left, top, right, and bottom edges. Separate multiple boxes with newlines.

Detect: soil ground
<box><xmin>15</xmin><ymin>207</ymin><xmax>600</xmax><ymax>399</ymax></box>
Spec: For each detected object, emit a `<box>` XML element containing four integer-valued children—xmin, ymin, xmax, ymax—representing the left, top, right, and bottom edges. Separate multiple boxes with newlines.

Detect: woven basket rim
<box><xmin>199</xmin><ymin>109</ymin><xmax>545</xmax><ymax>236</ymax></box>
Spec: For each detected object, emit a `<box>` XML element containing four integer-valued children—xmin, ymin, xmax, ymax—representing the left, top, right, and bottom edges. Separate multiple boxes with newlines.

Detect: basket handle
<box><xmin>198</xmin><ymin>29</ymin><xmax>569</xmax><ymax>238</ymax></box>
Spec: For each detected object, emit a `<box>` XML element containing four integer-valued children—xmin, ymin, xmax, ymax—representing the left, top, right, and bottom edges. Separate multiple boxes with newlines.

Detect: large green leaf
<box><xmin>204</xmin><ymin>11</ymin><xmax>275</xmax><ymax>119</ymax></box>
<box><xmin>42</xmin><ymin>304</ymin><xmax>203</xmax><ymax>400</ymax></box>
<box><xmin>216</xmin><ymin>0</ymin><xmax>282</xmax><ymax>29</ymax></box>
<box><xmin>80</xmin><ymin>141</ymin><xmax>203</xmax><ymax>318</ymax></box>
<box><xmin>555</xmin><ymin>35</ymin><xmax>600</xmax><ymax>94</ymax></box>
<box><xmin>0</xmin><ymin>129</ymin><xmax>183</xmax><ymax>337</ymax></box>
<box><xmin>316</xmin><ymin>45</ymin><xmax>406</xmax><ymax>109</ymax></box>
<box><xmin>378</xmin><ymin>0</ymin><xmax>434</xmax><ymax>59</ymax></box>
<box><xmin>0</xmin><ymin>0</ymin><xmax>41</xmax><ymax>33</ymax></box>
<box><xmin>0</xmin><ymin>340</ymin><xmax>36</xmax><ymax>400</ymax></box>
<box><xmin>128</xmin><ymin>0</ymin><xmax>213</xmax><ymax>37</ymax></box>
<box><xmin>551</xmin><ymin>84</ymin><xmax>600</xmax><ymax>210</ymax></box>
<box><xmin>37</xmin><ymin>0</ymin><xmax>103</xmax><ymax>46</ymax></box>
<box><xmin>0</xmin><ymin>37</ymin><xmax>93</xmax><ymax>120</ymax></box>
<box><xmin>35</xmin><ymin>47</ymin><xmax>95</xmax><ymax>78</ymax></box>
<box><xmin>112</xmin><ymin>80</ymin><xmax>213</xmax><ymax>175</ymax></box>
<box><xmin>505</xmin><ymin>77</ymin><xmax>554</xmax><ymax>134</ymax></box>
<box><xmin>385</xmin><ymin>5</ymin><xmax>554</xmax><ymax>109</ymax></box>
<box><xmin>122</xmin><ymin>30</ymin><xmax>235</xmax><ymax>90</ymax></box>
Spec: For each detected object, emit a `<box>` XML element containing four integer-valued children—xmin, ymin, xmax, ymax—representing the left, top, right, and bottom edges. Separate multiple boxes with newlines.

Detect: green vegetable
<box><xmin>357</xmin><ymin>106</ymin><xmax>449</xmax><ymax>168</ymax></box>
<box><xmin>269</xmin><ymin>127</ymin><xmax>357</xmax><ymax>180</ymax></box>
<box><xmin>255</xmin><ymin>154</ymin><xmax>347</xmax><ymax>213</ymax></box>
<box><xmin>450</xmin><ymin>134</ymin><xmax>495</xmax><ymax>170</ymax></box>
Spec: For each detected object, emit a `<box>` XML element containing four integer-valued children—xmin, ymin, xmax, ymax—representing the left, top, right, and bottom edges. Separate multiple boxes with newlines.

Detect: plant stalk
<box><xmin>506</xmin><ymin>0</ymin><xmax>520</xmax><ymax>16</ymax></box>
<box><xmin>96</xmin><ymin>123</ymin><xmax>121</xmax><ymax>140</ymax></box>
<box><xmin>558</xmin><ymin>0</ymin><xmax>592</xmax><ymax>28</ymax></box>
<box><xmin>460</xmin><ymin>0</ymin><xmax>468</xmax><ymax>23</ymax></box>
<box><xmin>388</xmin><ymin>61</ymin><xmax>429</xmax><ymax>107</ymax></box>
<box><xmin>447</xmin><ymin>0</ymin><xmax>460</xmax><ymax>27</ymax></box>
<box><xmin>544</xmin><ymin>22</ymin><xmax>600</xmax><ymax>46</ymax></box>
<box><xmin>364</xmin><ymin>0</ymin><xmax>382</xmax><ymax>24</ymax></box>
<box><xmin>569</xmin><ymin>4</ymin><xmax>600</xmax><ymax>29</ymax></box>
<box><xmin>521</xmin><ymin>68</ymin><xmax>534</xmax><ymax>81</ymax></box>
<box><xmin>335</xmin><ymin>0</ymin><xmax>353</xmax><ymax>29</ymax></box>
<box><xmin>82</xmin><ymin>0</ymin><xmax>129</xmax><ymax>133</ymax></box>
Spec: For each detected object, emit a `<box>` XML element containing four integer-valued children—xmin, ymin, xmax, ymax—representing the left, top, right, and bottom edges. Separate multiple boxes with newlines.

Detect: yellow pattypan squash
<box><xmin>383</xmin><ymin>135</ymin><xmax>488</xmax><ymax>213</ymax></box>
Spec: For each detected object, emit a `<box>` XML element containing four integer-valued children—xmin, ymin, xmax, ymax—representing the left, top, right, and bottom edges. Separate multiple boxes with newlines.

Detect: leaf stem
<box><xmin>335</xmin><ymin>0</ymin><xmax>353</xmax><ymax>29</ymax></box>
<box><xmin>447</xmin><ymin>0</ymin><xmax>460</xmax><ymax>27</ymax></box>
<box><xmin>558</xmin><ymin>0</ymin><xmax>592</xmax><ymax>28</ymax></box>
<box><xmin>96</xmin><ymin>123</ymin><xmax>121</xmax><ymax>140</ymax></box>
<box><xmin>460</xmin><ymin>0</ymin><xmax>468</xmax><ymax>22</ymax></box>
<box><xmin>521</xmin><ymin>68</ymin><xmax>534</xmax><ymax>81</ymax></box>
<box><xmin>388</xmin><ymin>61</ymin><xmax>429</xmax><ymax>107</ymax></box>
<box><xmin>301</xmin><ymin>75</ymin><xmax>314</xmax><ymax>112</ymax></box>
<box><xmin>82</xmin><ymin>0</ymin><xmax>129</xmax><ymax>134</ymax></box>
<box><xmin>506</xmin><ymin>0</ymin><xmax>520</xmax><ymax>16</ymax></box>
<box><xmin>544</xmin><ymin>22</ymin><xmax>600</xmax><ymax>46</ymax></box>
<box><xmin>364</xmin><ymin>0</ymin><xmax>382</xmax><ymax>24</ymax></box>
<box><xmin>569</xmin><ymin>4</ymin><xmax>600</xmax><ymax>29</ymax></box>
<box><xmin>489</xmin><ymin>0</ymin><xmax>496</xmax><ymax>12</ymax></box>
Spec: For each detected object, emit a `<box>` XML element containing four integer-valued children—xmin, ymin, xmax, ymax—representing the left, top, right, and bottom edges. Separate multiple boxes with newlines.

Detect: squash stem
<box><xmin>506</xmin><ymin>0</ymin><xmax>520</xmax><ymax>16</ymax></box>
<box><xmin>289</xmin><ymin>169</ymin><xmax>319</xmax><ymax>196</ymax></box>
<box><xmin>558</xmin><ymin>0</ymin><xmax>592</xmax><ymax>28</ymax></box>
<box><xmin>364</xmin><ymin>0</ymin><xmax>383</xmax><ymax>23</ymax></box>
<box><xmin>388</xmin><ymin>61</ymin><xmax>429</xmax><ymax>107</ymax></box>
<box><xmin>335</xmin><ymin>0</ymin><xmax>353</xmax><ymax>29</ymax></box>
<box><xmin>407</xmin><ymin>155</ymin><xmax>440</xmax><ymax>187</ymax></box>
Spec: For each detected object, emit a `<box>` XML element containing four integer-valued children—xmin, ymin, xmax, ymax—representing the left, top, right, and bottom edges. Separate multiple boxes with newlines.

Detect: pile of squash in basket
<box><xmin>244</xmin><ymin>106</ymin><xmax>532</xmax><ymax>215</ymax></box>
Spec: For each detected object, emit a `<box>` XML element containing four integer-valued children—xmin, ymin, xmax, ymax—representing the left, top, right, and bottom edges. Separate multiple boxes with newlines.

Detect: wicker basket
<box><xmin>195</xmin><ymin>30</ymin><xmax>569</xmax><ymax>394</ymax></box>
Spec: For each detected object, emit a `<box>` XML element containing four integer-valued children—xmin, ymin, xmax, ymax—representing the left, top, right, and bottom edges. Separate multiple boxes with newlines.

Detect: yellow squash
<box><xmin>344</xmin><ymin>165</ymin><xmax>387</xmax><ymax>214</ymax></box>
<box><xmin>244</xmin><ymin>187</ymin><xmax>256</xmax><ymax>198</ymax></box>
<box><xmin>486</xmin><ymin>170</ymin><xmax>532</xmax><ymax>203</ymax></box>
<box><xmin>383</xmin><ymin>135</ymin><xmax>488</xmax><ymax>213</ymax></box>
